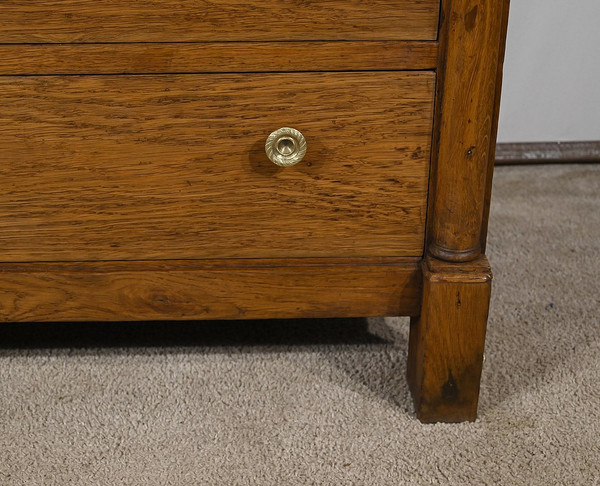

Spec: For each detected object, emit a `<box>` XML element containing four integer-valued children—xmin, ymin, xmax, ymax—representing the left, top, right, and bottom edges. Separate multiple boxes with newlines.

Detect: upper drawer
<box><xmin>0</xmin><ymin>0</ymin><xmax>440</xmax><ymax>43</ymax></box>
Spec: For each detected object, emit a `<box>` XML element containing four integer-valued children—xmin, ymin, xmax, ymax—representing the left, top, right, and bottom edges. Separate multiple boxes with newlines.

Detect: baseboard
<box><xmin>495</xmin><ymin>141</ymin><xmax>600</xmax><ymax>165</ymax></box>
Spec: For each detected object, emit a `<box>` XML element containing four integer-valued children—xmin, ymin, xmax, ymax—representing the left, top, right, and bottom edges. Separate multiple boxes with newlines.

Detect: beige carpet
<box><xmin>1</xmin><ymin>164</ymin><xmax>599</xmax><ymax>485</ymax></box>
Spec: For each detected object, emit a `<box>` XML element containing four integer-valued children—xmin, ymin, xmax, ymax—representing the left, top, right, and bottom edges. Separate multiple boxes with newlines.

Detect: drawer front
<box><xmin>0</xmin><ymin>0</ymin><xmax>440</xmax><ymax>42</ymax></box>
<box><xmin>0</xmin><ymin>72</ymin><xmax>434</xmax><ymax>262</ymax></box>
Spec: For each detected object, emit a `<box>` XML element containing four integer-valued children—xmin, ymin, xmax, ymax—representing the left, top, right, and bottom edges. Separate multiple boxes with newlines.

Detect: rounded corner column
<box><xmin>408</xmin><ymin>0</ymin><xmax>510</xmax><ymax>422</ymax></box>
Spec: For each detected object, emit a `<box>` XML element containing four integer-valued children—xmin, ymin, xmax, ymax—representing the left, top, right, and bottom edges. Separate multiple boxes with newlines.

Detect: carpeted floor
<box><xmin>1</xmin><ymin>164</ymin><xmax>599</xmax><ymax>485</ymax></box>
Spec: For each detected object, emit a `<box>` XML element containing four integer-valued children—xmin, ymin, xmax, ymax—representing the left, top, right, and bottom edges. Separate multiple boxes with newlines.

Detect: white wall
<box><xmin>497</xmin><ymin>0</ymin><xmax>600</xmax><ymax>143</ymax></box>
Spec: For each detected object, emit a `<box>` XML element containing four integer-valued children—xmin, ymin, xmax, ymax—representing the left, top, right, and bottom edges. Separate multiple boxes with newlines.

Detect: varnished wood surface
<box><xmin>0</xmin><ymin>0</ymin><xmax>440</xmax><ymax>43</ymax></box>
<box><xmin>427</xmin><ymin>0</ymin><xmax>510</xmax><ymax>262</ymax></box>
<box><xmin>407</xmin><ymin>255</ymin><xmax>491</xmax><ymax>422</ymax></box>
<box><xmin>481</xmin><ymin>0</ymin><xmax>511</xmax><ymax>252</ymax></box>
<box><xmin>0</xmin><ymin>41</ymin><xmax>439</xmax><ymax>75</ymax></box>
<box><xmin>406</xmin><ymin>0</ymin><xmax>510</xmax><ymax>422</ymax></box>
<box><xmin>425</xmin><ymin>255</ymin><xmax>492</xmax><ymax>283</ymax></box>
<box><xmin>0</xmin><ymin>258</ymin><xmax>421</xmax><ymax>322</ymax></box>
<box><xmin>0</xmin><ymin>72</ymin><xmax>435</xmax><ymax>262</ymax></box>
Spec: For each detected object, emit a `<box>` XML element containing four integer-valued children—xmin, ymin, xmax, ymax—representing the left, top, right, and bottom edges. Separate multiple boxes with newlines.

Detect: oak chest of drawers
<box><xmin>0</xmin><ymin>0</ymin><xmax>510</xmax><ymax>422</ymax></box>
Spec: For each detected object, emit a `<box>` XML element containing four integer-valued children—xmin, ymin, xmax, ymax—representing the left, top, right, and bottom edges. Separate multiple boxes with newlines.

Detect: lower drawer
<box><xmin>0</xmin><ymin>72</ymin><xmax>435</xmax><ymax>262</ymax></box>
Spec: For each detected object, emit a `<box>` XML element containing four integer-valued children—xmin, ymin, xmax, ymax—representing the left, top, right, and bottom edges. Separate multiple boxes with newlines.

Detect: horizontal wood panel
<box><xmin>0</xmin><ymin>0</ymin><xmax>440</xmax><ymax>43</ymax></box>
<box><xmin>0</xmin><ymin>258</ymin><xmax>422</xmax><ymax>321</ymax></box>
<box><xmin>0</xmin><ymin>72</ymin><xmax>435</xmax><ymax>262</ymax></box>
<box><xmin>0</xmin><ymin>42</ymin><xmax>439</xmax><ymax>75</ymax></box>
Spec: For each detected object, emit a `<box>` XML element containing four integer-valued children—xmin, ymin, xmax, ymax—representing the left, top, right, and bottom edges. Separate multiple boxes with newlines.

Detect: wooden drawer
<box><xmin>0</xmin><ymin>0</ymin><xmax>440</xmax><ymax>43</ymax></box>
<box><xmin>0</xmin><ymin>72</ymin><xmax>435</xmax><ymax>262</ymax></box>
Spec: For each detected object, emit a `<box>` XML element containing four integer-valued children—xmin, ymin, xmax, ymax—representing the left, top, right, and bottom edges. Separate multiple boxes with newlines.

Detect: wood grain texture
<box><xmin>0</xmin><ymin>42</ymin><xmax>439</xmax><ymax>75</ymax></box>
<box><xmin>427</xmin><ymin>0</ymin><xmax>510</xmax><ymax>262</ymax></box>
<box><xmin>0</xmin><ymin>72</ymin><xmax>435</xmax><ymax>262</ymax></box>
<box><xmin>0</xmin><ymin>258</ymin><xmax>421</xmax><ymax>322</ymax></box>
<box><xmin>480</xmin><ymin>0</ymin><xmax>511</xmax><ymax>253</ymax></box>
<box><xmin>0</xmin><ymin>0</ymin><xmax>440</xmax><ymax>43</ymax></box>
<box><xmin>407</xmin><ymin>255</ymin><xmax>492</xmax><ymax>422</ymax></box>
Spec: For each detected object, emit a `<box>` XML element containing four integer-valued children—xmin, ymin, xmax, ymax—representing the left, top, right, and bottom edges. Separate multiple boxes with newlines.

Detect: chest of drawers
<box><xmin>0</xmin><ymin>0</ymin><xmax>510</xmax><ymax>422</ymax></box>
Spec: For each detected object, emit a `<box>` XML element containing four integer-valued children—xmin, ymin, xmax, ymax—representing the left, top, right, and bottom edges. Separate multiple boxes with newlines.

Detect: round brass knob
<box><xmin>265</xmin><ymin>127</ymin><xmax>307</xmax><ymax>167</ymax></box>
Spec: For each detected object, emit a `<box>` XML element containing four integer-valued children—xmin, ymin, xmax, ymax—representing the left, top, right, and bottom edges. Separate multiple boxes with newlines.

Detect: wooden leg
<box><xmin>407</xmin><ymin>255</ymin><xmax>492</xmax><ymax>423</ymax></box>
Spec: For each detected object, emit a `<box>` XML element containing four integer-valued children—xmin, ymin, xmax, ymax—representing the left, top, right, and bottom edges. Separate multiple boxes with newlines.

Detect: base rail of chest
<box><xmin>0</xmin><ymin>258</ymin><xmax>421</xmax><ymax>322</ymax></box>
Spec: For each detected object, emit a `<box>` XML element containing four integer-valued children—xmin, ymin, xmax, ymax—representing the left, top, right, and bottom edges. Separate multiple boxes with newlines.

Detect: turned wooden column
<box><xmin>428</xmin><ymin>0</ymin><xmax>511</xmax><ymax>263</ymax></box>
<box><xmin>408</xmin><ymin>0</ymin><xmax>510</xmax><ymax>422</ymax></box>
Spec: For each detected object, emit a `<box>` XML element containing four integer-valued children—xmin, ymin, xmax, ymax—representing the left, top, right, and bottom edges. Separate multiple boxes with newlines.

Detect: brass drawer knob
<box><xmin>265</xmin><ymin>127</ymin><xmax>307</xmax><ymax>167</ymax></box>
